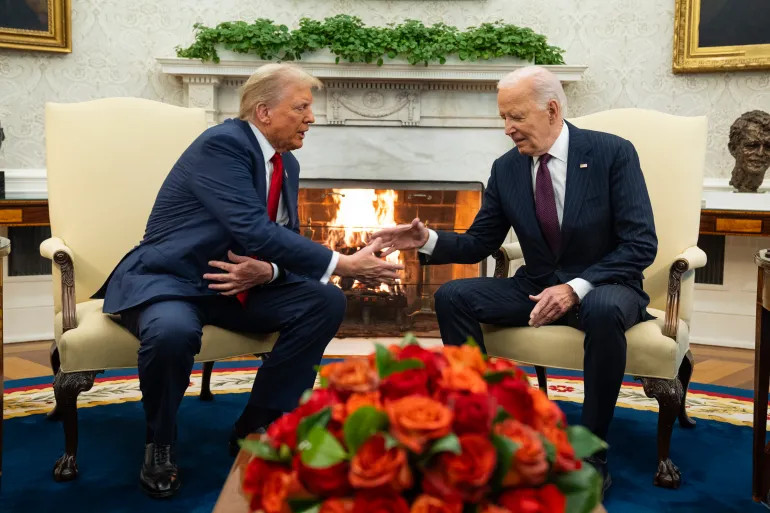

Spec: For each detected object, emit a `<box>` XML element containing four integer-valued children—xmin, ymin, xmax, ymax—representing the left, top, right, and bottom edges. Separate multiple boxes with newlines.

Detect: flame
<box><xmin>326</xmin><ymin>189</ymin><xmax>402</xmax><ymax>291</ymax></box>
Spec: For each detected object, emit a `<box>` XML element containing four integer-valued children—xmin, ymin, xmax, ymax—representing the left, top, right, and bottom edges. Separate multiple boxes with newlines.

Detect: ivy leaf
<box><xmin>554</xmin><ymin>465</ymin><xmax>602</xmax><ymax>513</ymax></box>
<box><xmin>343</xmin><ymin>406</ymin><xmax>389</xmax><ymax>454</ymax></box>
<box><xmin>300</xmin><ymin>425</ymin><xmax>348</xmax><ymax>468</ymax></box>
<box><xmin>297</xmin><ymin>407</ymin><xmax>332</xmax><ymax>444</ymax></box>
<box><xmin>567</xmin><ymin>426</ymin><xmax>608</xmax><ymax>460</ymax></box>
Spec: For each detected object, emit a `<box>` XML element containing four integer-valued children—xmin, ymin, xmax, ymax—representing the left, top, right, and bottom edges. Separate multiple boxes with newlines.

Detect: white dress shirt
<box><xmin>419</xmin><ymin>122</ymin><xmax>593</xmax><ymax>301</ymax></box>
<box><xmin>249</xmin><ymin>122</ymin><xmax>338</xmax><ymax>284</ymax></box>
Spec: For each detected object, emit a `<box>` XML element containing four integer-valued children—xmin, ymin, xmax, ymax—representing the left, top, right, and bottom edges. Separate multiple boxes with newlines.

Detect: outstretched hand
<box><xmin>368</xmin><ymin>218</ymin><xmax>430</xmax><ymax>256</ymax></box>
<box><xmin>334</xmin><ymin>238</ymin><xmax>404</xmax><ymax>284</ymax></box>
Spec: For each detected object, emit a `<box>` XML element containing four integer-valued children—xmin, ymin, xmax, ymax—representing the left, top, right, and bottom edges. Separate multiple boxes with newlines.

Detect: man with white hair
<box><xmin>96</xmin><ymin>63</ymin><xmax>402</xmax><ymax>498</ymax></box>
<box><xmin>372</xmin><ymin>66</ymin><xmax>657</xmax><ymax>494</ymax></box>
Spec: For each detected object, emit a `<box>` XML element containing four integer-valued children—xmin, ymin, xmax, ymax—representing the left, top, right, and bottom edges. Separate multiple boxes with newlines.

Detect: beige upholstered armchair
<box><xmin>483</xmin><ymin>109</ymin><xmax>707</xmax><ymax>489</ymax></box>
<box><xmin>41</xmin><ymin>98</ymin><xmax>278</xmax><ymax>482</ymax></box>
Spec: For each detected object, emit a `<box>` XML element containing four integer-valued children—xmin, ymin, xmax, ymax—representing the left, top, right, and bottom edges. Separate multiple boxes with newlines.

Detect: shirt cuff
<box><xmin>267</xmin><ymin>263</ymin><xmax>279</xmax><ymax>284</ymax></box>
<box><xmin>320</xmin><ymin>251</ymin><xmax>340</xmax><ymax>284</ymax></box>
<box><xmin>567</xmin><ymin>278</ymin><xmax>594</xmax><ymax>302</ymax></box>
<box><xmin>417</xmin><ymin>229</ymin><xmax>439</xmax><ymax>256</ymax></box>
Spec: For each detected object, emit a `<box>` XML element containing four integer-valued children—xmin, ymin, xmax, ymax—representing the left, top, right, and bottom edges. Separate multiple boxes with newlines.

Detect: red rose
<box><xmin>242</xmin><ymin>457</ymin><xmax>295</xmax><ymax>513</ymax></box>
<box><xmin>380</xmin><ymin>369</ymin><xmax>430</xmax><ymax>400</ymax></box>
<box><xmin>542</xmin><ymin>425</ymin><xmax>581</xmax><ymax>473</ymax></box>
<box><xmin>422</xmin><ymin>434</ymin><xmax>497</xmax><ymax>502</ymax></box>
<box><xmin>294</xmin><ymin>456</ymin><xmax>351</xmax><ymax>497</ymax></box>
<box><xmin>410</xmin><ymin>495</ymin><xmax>463</xmax><ymax>513</ymax></box>
<box><xmin>448</xmin><ymin>392</ymin><xmax>495</xmax><ymax>435</ymax></box>
<box><xmin>298</xmin><ymin>388</ymin><xmax>340</xmax><ymax>417</ymax></box>
<box><xmin>494</xmin><ymin>420</ymin><xmax>548</xmax><ymax>487</ymax></box>
<box><xmin>490</xmin><ymin>375</ymin><xmax>535</xmax><ymax>426</ymax></box>
<box><xmin>498</xmin><ymin>484</ymin><xmax>566</xmax><ymax>513</ymax></box>
<box><xmin>352</xmin><ymin>492</ymin><xmax>410</xmax><ymax>513</ymax></box>
<box><xmin>320</xmin><ymin>498</ymin><xmax>354</xmax><ymax>513</ymax></box>
<box><xmin>267</xmin><ymin>411</ymin><xmax>301</xmax><ymax>449</ymax></box>
<box><xmin>349</xmin><ymin>434</ymin><xmax>412</xmax><ymax>491</ymax></box>
<box><xmin>398</xmin><ymin>345</ymin><xmax>449</xmax><ymax>382</ymax></box>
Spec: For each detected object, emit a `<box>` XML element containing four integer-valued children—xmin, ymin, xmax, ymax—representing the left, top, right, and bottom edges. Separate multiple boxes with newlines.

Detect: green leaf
<box><xmin>299</xmin><ymin>388</ymin><xmax>314</xmax><ymax>405</ymax></box>
<box><xmin>483</xmin><ymin>370</ymin><xmax>513</xmax><ymax>384</ymax></box>
<box><xmin>297</xmin><ymin>407</ymin><xmax>332</xmax><ymax>444</ymax></box>
<box><xmin>426</xmin><ymin>433</ymin><xmax>462</xmax><ymax>458</ymax></box>
<box><xmin>464</xmin><ymin>337</ymin><xmax>479</xmax><ymax>348</ymax></box>
<box><xmin>343</xmin><ymin>406</ymin><xmax>389</xmax><ymax>454</ymax></box>
<box><xmin>491</xmin><ymin>434</ymin><xmax>519</xmax><ymax>489</ymax></box>
<box><xmin>289</xmin><ymin>499</ymin><xmax>322</xmax><ymax>513</ymax></box>
<box><xmin>385</xmin><ymin>358</ymin><xmax>425</xmax><ymax>377</ymax></box>
<box><xmin>567</xmin><ymin>425</ymin><xmax>608</xmax><ymax>460</ymax></box>
<box><xmin>375</xmin><ymin>344</ymin><xmax>394</xmax><ymax>378</ymax></box>
<box><xmin>382</xmin><ymin>432</ymin><xmax>400</xmax><ymax>450</ymax></box>
<box><xmin>555</xmin><ymin>465</ymin><xmax>602</xmax><ymax>513</ymax></box>
<box><xmin>540</xmin><ymin>434</ymin><xmax>556</xmax><ymax>464</ymax></box>
<box><xmin>238</xmin><ymin>439</ymin><xmax>287</xmax><ymax>462</ymax></box>
<box><xmin>401</xmin><ymin>332</ymin><xmax>419</xmax><ymax>346</ymax></box>
<box><xmin>493</xmin><ymin>406</ymin><xmax>511</xmax><ymax>423</ymax></box>
<box><xmin>300</xmin><ymin>425</ymin><xmax>348</xmax><ymax>468</ymax></box>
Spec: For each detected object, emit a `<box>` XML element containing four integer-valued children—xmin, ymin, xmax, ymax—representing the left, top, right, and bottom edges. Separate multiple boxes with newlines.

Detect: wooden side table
<box><xmin>0</xmin><ymin>236</ymin><xmax>10</xmax><ymax>487</ymax></box>
<box><xmin>753</xmin><ymin>249</ymin><xmax>770</xmax><ymax>503</ymax></box>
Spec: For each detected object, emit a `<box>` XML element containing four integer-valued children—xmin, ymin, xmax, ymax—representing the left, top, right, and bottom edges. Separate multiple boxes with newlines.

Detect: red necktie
<box><xmin>237</xmin><ymin>152</ymin><xmax>284</xmax><ymax>306</ymax></box>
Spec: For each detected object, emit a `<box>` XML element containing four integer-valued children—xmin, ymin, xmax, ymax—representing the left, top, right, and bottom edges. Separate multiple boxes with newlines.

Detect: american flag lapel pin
<box><xmin>579</xmin><ymin>163</ymin><xmax>588</xmax><ymax>168</ymax></box>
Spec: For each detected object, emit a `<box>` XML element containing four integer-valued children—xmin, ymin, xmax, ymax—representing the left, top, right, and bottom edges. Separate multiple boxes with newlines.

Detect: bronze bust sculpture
<box><xmin>729</xmin><ymin>110</ymin><xmax>770</xmax><ymax>193</ymax></box>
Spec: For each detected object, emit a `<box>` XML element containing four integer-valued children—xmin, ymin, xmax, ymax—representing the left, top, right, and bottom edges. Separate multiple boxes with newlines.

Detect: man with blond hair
<box><xmin>373</xmin><ymin>66</ymin><xmax>657</xmax><ymax>495</ymax></box>
<box><xmin>96</xmin><ymin>63</ymin><xmax>401</xmax><ymax>498</ymax></box>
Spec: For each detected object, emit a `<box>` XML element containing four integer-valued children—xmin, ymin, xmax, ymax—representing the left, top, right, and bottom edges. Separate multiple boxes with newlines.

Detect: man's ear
<box><xmin>255</xmin><ymin>103</ymin><xmax>271</xmax><ymax>125</ymax></box>
<box><xmin>547</xmin><ymin>100</ymin><xmax>560</xmax><ymax>123</ymax></box>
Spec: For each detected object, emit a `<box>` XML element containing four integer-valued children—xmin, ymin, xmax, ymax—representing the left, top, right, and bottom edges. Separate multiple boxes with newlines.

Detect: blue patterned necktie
<box><xmin>535</xmin><ymin>153</ymin><xmax>560</xmax><ymax>254</ymax></box>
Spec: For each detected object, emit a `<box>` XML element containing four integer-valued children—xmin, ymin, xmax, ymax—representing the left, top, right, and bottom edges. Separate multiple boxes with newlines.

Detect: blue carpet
<box><xmin>0</xmin><ymin>364</ymin><xmax>764</xmax><ymax>513</ymax></box>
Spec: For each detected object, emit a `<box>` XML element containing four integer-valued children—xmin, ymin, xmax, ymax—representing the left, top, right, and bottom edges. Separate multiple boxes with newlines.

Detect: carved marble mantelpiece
<box><xmin>157</xmin><ymin>57</ymin><xmax>587</xmax><ymax>128</ymax></box>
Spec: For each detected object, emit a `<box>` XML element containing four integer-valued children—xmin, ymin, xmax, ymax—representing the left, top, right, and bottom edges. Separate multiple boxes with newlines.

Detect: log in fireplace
<box><xmin>299</xmin><ymin>179</ymin><xmax>484</xmax><ymax>337</ymax></box>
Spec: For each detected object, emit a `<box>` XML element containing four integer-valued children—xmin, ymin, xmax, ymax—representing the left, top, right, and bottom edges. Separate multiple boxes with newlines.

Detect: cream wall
<box><xmin>1</xmin><ymin>0</ymin><xmax>769</xmax><ymax>174</ymax></box>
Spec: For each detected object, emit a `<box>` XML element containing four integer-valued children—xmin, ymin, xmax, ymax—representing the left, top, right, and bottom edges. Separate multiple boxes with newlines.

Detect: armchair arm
<box><xmin>663</xmin><ymin>246</ymin><xmax>707</xmax><ymax>339</ymax></box>
<box><xmin>492</xmin><ymin>242</ymin><xmax>523</xmax><ymax>278</ymax></box>
<box><xmin>40</xmin><ymin>237</ymin><xmax>77</xmax><ymax>332</ymax></box>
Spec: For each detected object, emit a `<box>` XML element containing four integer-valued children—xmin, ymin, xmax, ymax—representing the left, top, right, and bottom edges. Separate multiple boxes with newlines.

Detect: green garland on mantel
<box><xmin>175</xmin><ymin>15</ymin><xmax>565</xmax><ymax>66</ymax></box>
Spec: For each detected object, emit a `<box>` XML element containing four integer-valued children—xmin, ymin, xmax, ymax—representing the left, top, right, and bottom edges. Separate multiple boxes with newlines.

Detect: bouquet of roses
<box><xmin>239</xmin><ymin>338</ymin><xmax>605</xmax><ymax>513</ymax></box>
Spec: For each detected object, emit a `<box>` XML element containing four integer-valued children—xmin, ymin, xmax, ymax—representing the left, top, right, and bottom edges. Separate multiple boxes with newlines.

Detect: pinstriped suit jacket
<box><xmin>424</xmin><ymin>121</ymin><xmax>658</xmax><ymax>301</ymax></box>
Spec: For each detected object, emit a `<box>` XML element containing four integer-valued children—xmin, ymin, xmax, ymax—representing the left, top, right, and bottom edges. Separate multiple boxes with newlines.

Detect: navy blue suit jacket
<box><xmin>95</xmin><ymin>118</ymin><xmax>333</xmax><ymax>314</ymax></box>
<box><xmin>424</xmin><ymin>121</ymin><xmax>657</xmax><ymax>301</ymax></box>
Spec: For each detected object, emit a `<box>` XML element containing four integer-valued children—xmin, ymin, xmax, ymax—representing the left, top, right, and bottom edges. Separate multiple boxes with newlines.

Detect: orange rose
<box><xmin>436</xmin><ymin>366</ymin><xmax>488</xmax><ymax>397</ymax></box>
<box><xmin>243</xmin><ymin>457</ymin><xmax>296</xmax><ymax>513</ymax></box>
<box><xmin>321</xmin><ymin>498</ymin><xmax>354</xmax><ymax>513</ymax></box>
<box><xmin>443</xmin><ymin>345</ymin><xmax>486</xmax><ymax>374</ymax></box>
<box><xmin>321</xmin><ymin>359</ymin><xmax>379</xmax><ymax>395</ymax></box>
<box><xmin>542</xmin><ymin>425</ymin><xmax>581</xmax><ymax>473</ymax></box>
<box><xmin>530</xmin><ymin>388</ymin><xmax>566</xmax><ymax>430</ymax></box>
<box><xmin>333</xmin><ymin>391</ymin><xmax>383</xmax><ymax>424</ymax></box>
<box><xmin>350</xmin><ymin>434</ymin><xmax>413</xmax><ymax>491</ymax></box>
<box><xmin>410</xmin><ymin>495</ymin><xmax>463</xmax><ymax>513</ymax></box>
<box><xmin>423</xmin><ymin>434</ymin><xmax>497</xmax><ymax>502</ymax></box>
<box><xmin>386</xmin><ymin>396</ymin><xmax>453</xmax><ymax>453</ymax></box>
<box><xmin>494</xmin><ymin>419</ymin><xmax>548</xmax><ymax>487</ymax></box>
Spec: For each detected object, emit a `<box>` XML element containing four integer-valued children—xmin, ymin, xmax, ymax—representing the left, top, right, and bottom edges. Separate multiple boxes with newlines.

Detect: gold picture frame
<box><xmin>673</xmin><ymin>0</ymin><xmax>770</xmax><ymax>73</ymax></box>
<box><xmin>0</xmin><ymin>0</ymin><xmax>71</xmax><ymax>53</ymax></box>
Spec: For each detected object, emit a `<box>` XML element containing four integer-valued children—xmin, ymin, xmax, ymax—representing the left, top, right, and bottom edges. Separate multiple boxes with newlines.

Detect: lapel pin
<box><xmin>579</xmin><ymin>163</ymin><xmax>588</xmax><ymax>168</ymax></box>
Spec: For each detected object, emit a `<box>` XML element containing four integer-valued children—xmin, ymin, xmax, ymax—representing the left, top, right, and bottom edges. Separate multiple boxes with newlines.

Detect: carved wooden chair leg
<box><xmin>52</xmin><ymin>370</ymin><xmax>97</xmax><ymax>482</ymax></box>
<box><xmin>677</xmin><ymin>350</ymin><xmax>696</xmax><ymax>428</ymax></box>
<box><xmin>535</xmin><ymin>366</ymin><xmax>548</xmax><ymax>395</ymax></box>
<box><xmin>638</xmin><ymin>376</ymin><xmax>684</xmax><ymax>489</ymax></box>
<box><xmin>47</xmin><ymin>343</ymin><xmax>62</xmax><ymax>421</ymax></box>
<box><xmin>200</xmin><ymin>361</ymin><xmax>215</xmax><ymax>401</ymax></box>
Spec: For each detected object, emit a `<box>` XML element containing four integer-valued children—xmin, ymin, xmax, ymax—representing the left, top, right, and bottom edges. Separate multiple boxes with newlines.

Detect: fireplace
<box><xmin>299</xmin><ymin>179</ymin><xmax>484</xmax><ymax>337</ymax></box>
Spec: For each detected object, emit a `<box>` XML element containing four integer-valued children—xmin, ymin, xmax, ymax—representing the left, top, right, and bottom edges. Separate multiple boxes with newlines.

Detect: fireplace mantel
<box><xmin>157</xmin><ymin>56</ymin><xmax>587</xmax><ymax>127</ymax></box>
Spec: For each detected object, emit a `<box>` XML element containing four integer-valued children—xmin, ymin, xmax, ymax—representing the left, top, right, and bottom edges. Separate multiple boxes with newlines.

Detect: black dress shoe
<box><xmin>140</xmin><ymin>443</ymin><xmax>181</xmax><ymax>499</ymax></box>
<box><xmin>585</xmin><ymin>455</ymin><xmax>612</xmax><ymax>498</ymax></box>
<box><xmin>229</xmin><ymin>426</ymin><xmax>266</xmax><ymax>457</ymax></box>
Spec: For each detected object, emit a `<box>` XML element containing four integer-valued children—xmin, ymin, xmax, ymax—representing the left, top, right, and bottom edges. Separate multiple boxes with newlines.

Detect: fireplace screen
<box><xmin>298</xmin><ymin>179</ymin><xmax>484</xmax><ymax>337</ymax></box>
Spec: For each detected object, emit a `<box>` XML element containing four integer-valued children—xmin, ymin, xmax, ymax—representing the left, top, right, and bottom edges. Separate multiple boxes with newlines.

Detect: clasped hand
<box><xmin>528</xmin><ymin>284</ymin><xmax>578</xmax><ymax>327</ymax></box>
<box><xmin>204</xmin><ymin>250</ymin><xmax>273</xmax><ymax>295</ymax></box>
<box><xmin>334</xmin><ymin>238</ymin><xmax>404</xmax><ymax>284</ymax></box>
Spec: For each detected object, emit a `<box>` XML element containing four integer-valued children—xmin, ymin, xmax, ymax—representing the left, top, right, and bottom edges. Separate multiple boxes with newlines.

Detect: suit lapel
<box><xmin>234</xmin><ymin>119</ymin><xmax>267</xmax><ymax>202</ymax></box>
<box><xmin>559</xmin><ymin>121</ymin><xmax>592</xmax><ymax>257</ymax></box>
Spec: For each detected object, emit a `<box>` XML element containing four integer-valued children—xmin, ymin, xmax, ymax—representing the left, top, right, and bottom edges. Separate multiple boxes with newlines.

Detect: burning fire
<box><xmin>326</xmin><ymin>189</ymin><xmax>402</xmax><ymax>293</ymax></box>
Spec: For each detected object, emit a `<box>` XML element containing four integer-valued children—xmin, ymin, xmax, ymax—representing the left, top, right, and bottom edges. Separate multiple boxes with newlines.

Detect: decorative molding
<box><xmin>157</xmin><ymin>57</ymin><xmax>587</xmax><ymax>128</ymax></box>
<box><xmin>3</xmin><ymin>169</ymin><xmax>48</xmax><ymax>198</ymax></box>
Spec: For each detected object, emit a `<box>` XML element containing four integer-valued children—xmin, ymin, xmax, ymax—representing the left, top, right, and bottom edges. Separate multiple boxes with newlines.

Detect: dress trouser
<box><xmin>433</xmin><ymin>275</ymin><xmax>646</xmax><ymax>441</ymax></box>
<box><xmin>119</xmin><ymin>274</ymin><xmax>346</xmax><ymax>444</ymax></box>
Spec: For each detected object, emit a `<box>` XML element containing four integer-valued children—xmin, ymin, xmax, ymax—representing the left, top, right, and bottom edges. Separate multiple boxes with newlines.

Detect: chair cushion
<box><xmin>482</xmin><ymin>308</ymin><xmax>689</xmax><ymax>380</ymax></box>
<box><xmin>55</xmin><ymin>300</ymin><xmax>278</xmax><ymax>373</ymax></box>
